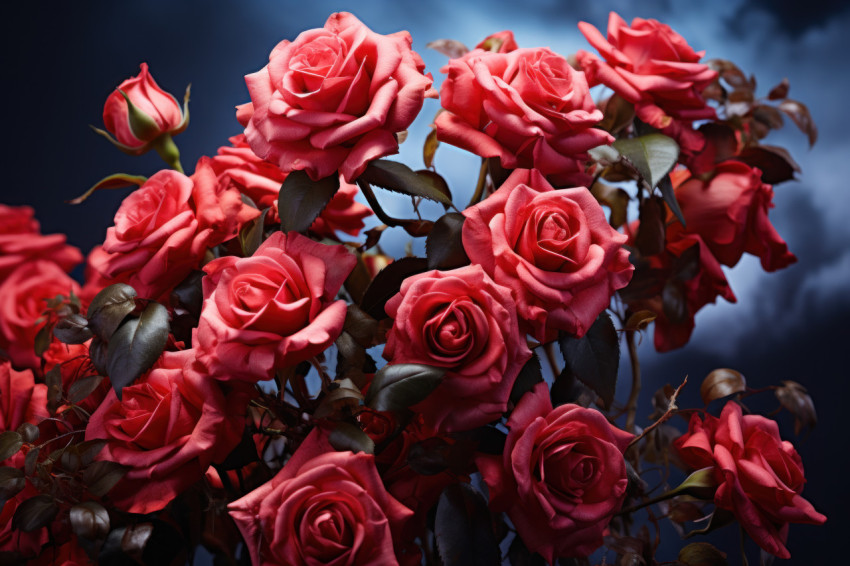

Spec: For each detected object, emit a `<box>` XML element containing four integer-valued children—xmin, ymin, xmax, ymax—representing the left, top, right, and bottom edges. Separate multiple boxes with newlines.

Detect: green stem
<box><xmin>153</xmin><ymin>133</ymin><xmax>184</xmax><ymax>173</ymax></box>
<box><xmin>466</xmin><ymin>159</ymin><xmax>488</xmax><ymax>208</ymax></box>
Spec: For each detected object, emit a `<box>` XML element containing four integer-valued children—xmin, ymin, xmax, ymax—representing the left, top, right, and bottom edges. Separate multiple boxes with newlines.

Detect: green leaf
<box><xmin>0</xmin><ymin>431</ymin><xmax>23</xmax><ymax>462</ymax></box>
<box><xmin>68</xmin><ymin>375</ymin><xmax>105</xmax><ymax>404</ymax></box>
<box><xmin>0</xmin><ymin>466</ymin><xmax>25</xmax><ymax>505</ymax></box>
<box><xmin>67</xmin><ymin>173</ymin><xmax>147</xmax><ymax>205</ymax></box>
<box><xmin>426</xmin><ymin>213</ymin><xmax>469</xmax><ymax>270</ymax></box>
<box><xmin>435</xmin><ymin>483</ymin><xmax>500</xmax><ymax>566</ymax></box>
<box><xmin>416</xmin><ymin>170</ymin><xmax>453</xmax><ymax>210</ymax></box>
<box><xmin>327</xmin><ymin>422</ymin><xmax>375</xmax><ymax>455</ymax></box>
<box><xmin>87</xmin><ymin>283</ymin><xmax>138</xmax><ymax>341</ymax></box>
<box><xmin>360</xmin><ymin>159</ymin><xmax>454</xmax><ymax>207</ymax></box>
<box><xmin>613</xmin><ymin>133</ymin><xmax>680</xmax><ymax>189</ymax></box>
<box><xmin>239</xmin><ymin>207</ymin><xmax>270</xmax><ymax>256</ymax></box>
<box><xmin>359</xmin><ymin>257</ymin><xmax>428</xmax><ymax>319</ymax></box>
<box><xmin>558</xmin><ymin>312</ymin><xmax>619</xmax><ymax>409</ymax></box>
<box><xmin>84</xmin><ymin>460</ymin><xmax>129</xmax><ymax>497</ymax></box>
<box><xmin>12</xmin><ymin>494</ymin><xmax>58</xmax><ymax>532</ymax></box>
<box><xmin>106</xmin><ymin>302</ymin><xmax>170</xmax><ymax>399</ymax></box>
<box><xmin>659</xmin><ymin>175</ymin><xmax>686</xmax><ymax>227</ymax></box>
<box><xmin>365</xmin><ymin>363</ymin><xmax>445</xmax><ymax>413</ymax></box>
<box><xmin>53</xmin><ymin>313</ymin><xmax>93</xmax><ymax>344</ymax></box>
<box><xmin>278</xmin><ymin>170</ymin><xmax>339</xmax><ymax>234</ymax></box>
<box><xmin>673</xmin><ymin>467</ymin><xmax>719</xmax><ymax>500</ymax></box>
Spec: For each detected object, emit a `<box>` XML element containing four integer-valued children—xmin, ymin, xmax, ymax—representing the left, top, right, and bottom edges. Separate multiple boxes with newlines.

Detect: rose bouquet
<box><xmin>0</xmin><ymin>10</ymin><xmax>825</xmax><ymax>566</ymax></box>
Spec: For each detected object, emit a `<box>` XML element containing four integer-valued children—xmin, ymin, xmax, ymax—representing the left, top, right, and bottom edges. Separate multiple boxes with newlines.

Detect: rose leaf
<box><xmin>87</xmin><ymin>283</ymin><xmax>138</xmax><ymax>341</ymax></box>
<box><xmin>106</xmin><ymin>302</ymin><xmax>170</xmax><ymax>399</ymax></box>
<box><xmin>426</xmin><ymin>213</ymin><xmax>469</xmax><ymax>270</ymax></box>
<box><xmin>278</xmin><ymin>170</ymin><xmax>340</xmax><ymax>234</ymax></box>
<box><xmin>558</xmin><ymin>312</ymin><xmax>619</xmax><ymax>410</ymax></box>
<box><xmin>613</xmin><ymin>133</ymin><xmax>680</xmax><ymax>190</ymax></box>
<box><xmin>435</xmin><ymin>483</ymin><xmax>500</xmax><ymax>566</ymax></box>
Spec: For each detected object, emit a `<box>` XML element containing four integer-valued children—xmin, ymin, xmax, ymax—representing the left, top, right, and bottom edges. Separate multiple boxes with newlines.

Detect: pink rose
<box><xmin>475</xmin><ymin>30</ymin><xmax>518</xmax><ymax>53</ymax></box>
<box><xmin>674</xmin><ymin>401</ymin><xmax>826</xmax><ymax>559</ymax></box>
<box><xmin>0</xmin><ymin>204</ymin><xmax>82</xmax><ymax>281</ymax></box>
<box><xmin>102</xmin><ymin>62</ymin><xmax>186</xmax><ymax>149</ymax></box>
<box><xmin>241</xmin><ymin>12</ymin><xmax>436</xmax><ymax>182</ymax></box>
<box><xmin>85</xmin><ymin>349</ymin><xmax>247</xmax><ymax>514</ymax></box>
<box><xmin>383</xmin><ymin>265</ymin><xmax>531</xmax><ymax>432</ymax></box>
<box><xmin>477</xmin><ymin>383</ymin><xmax>632</xmax><ymax>562</ymax></box>
<box><xmin>195</xmin><ymin>231</ymin><xmax>355</xmax><ymax>382</ymax></box>
<box><xmin>462</xmin><ymin>169</ymin><xmax>633</xmax><ymax>341</ymax></box>
<box><xmin>435</xmin><ymin>47</ymin><xmax>612</xmax><ymax>187</ymax></box>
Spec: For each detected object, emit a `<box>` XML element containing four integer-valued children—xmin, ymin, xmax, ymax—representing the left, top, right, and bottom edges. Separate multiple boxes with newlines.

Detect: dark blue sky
<box><xmin>1</xmin><ymin>1</ymin><xmax>847</xmax><ymax>562</ymax></box>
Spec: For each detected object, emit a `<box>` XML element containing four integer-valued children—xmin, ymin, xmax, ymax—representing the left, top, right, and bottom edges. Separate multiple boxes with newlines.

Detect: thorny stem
<box><xmin>467</xmin><ymin>158</ymin><xmax>489</xmax><ymax>209</ymax></box>
<box><xmin>357</xmin><ymin>179</ymin><xmax>416</xmax><ymax>228</ymax></box>
<box><xmin>625</xmin><ymin>329</ymin><xmax>641</xmax><ymax>434</ymax></box>
<box><xmin>627</xmin><ymin>376</ymin><xmax>688</xmax><ymax>450</ymax></box>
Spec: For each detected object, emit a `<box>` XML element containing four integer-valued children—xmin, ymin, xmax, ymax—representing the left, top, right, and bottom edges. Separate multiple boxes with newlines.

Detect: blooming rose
<box><xmin>672</xmin><ymin>161</ymin><xmax>795</xmax><ymax>271</ymax></box>
<box><xmin>195</xmin><ymin>231</ymin><xmax>355</xmax><ymax>382</ymax></box>
<box><xmin>240</xmin><ymin>12</ymin><xmax>436</xmax><ymax>183</ymax></box>
<box><xmin>91</xmin><ymin>159</ymin><xmax>258</xmax><ymax>300</ymax></box>
<box><xmin>475</xmin><ymin>30</ymin><xmax>518</xmax><ymax>53</ymax></box>
<box><xmin>0</xmin><ymin>361</ymin><xmax>47</xmax><ymax>440</ymax></box>
<box><xmin>102</xmin><ymin>62</ymin><xmax>186</xmax><ymax>149</ymax></box>
<box><xmin>85</xmin><ymin>349</ymin><xmax>246</xmax><ymax>514</ymax></box>
<box><xmin>674</xmin><ymin>401</ymin><xmax>826</xmax><ymax>559</ymax></box>
<box><xmin>577</xmin><ymin>12</ymin><xmax>717</xmax><ymax>153</ymax></box>
<box><xmin>435</xmin><ymin>47</ymin><xmax>612</xmax><ymax>187</ymax></box>
<box><xmin>477</xmin><ymin>383</ymin><xmax>632</xmax><ymax>562</ymax></box>
<box><xmin>0</xmin><ymin>204</ymin><xmax>82</xmax><ymax>281</ymax></box>
<box><xmin>462</xmin><ymin>169</ymin><xmax>633</xmax><ymax>341</ymax></box>
<box><xmin>229</xmin><ymin>432</ymin><xmax>414</xmax><ymax>566</ymax></box>
<box><xmin>383</xmin><ymin>265</ymin><xmax>531</xmax><ymax>431</ymax></box>
<box><xmin>210</xmin><ymin>134</ymin><xmax>372</xmax><ymax>236</ymax></box>
<box><xmin>0</xmin><ymin>261</ymin><xmax>80</xmax><ymax>370</ymax></box>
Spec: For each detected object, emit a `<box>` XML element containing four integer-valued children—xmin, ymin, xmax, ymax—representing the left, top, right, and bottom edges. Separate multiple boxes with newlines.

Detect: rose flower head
<box><xmin>0</xmin><ymin>204</ymin><xmax>82</xmax><ymax>281</ymax></box>
<box><xmin>240</xmin><ymin>12</ymin><xmax>436</xmax><ymax>183</ymax></box>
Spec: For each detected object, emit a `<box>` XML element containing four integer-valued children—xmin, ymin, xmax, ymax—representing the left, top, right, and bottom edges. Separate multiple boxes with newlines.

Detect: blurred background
<box><xmin>1</xmin><ymin>0</ymin><xmax>847</xmax><ymax>562</ymax></box>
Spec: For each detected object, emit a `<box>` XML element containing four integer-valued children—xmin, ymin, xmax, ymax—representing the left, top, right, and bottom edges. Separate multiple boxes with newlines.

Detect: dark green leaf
<box><xmin>106</xmin><ymin>302</ymin><xmax>170</xmax><ymax>399</ymax></box>
<box><xmin>700</xmin><ymin>369</ymin><xmax>746</xmax><ymax>405</ymax></box>
<box><xmin>53</xmin><ymin>314</ymin><xmax>93</xmax><ymax>344</ymax></box>
<box><xmin>435</xmin><ymin>483</ymin><xmax>500</xmax><ymax>566</ymax></box>
<box><xmin>170</xmin><ymin>270</ymin><xmax>205</xmax><ymax>318</ymax></box>
<box><xmin>87</xmin><ymin>283</ymin><xmax>138</xmax><ymax>340</ymax></box>
<box><xmin>12</xmin><ymin>494</ymin><xmax>58</xmax><ymax>532</ymax></box>
<box><xmin>659</xmin><ymin>175</ymin><xmax>686</xmax><ymax>227</ymax></box>
<box><xmin>68</xmin><ymin>375</ymin><xmax>105</xmax><ymax>404</ymax></box>
<box><xmin>89</xmin><ymin>337</ymin><xmax>109</xmax><ymax>376</ymax></box>
<box><xmin>360</xmin><ymin>159</ymin><xmax>454</xmax><ymax>207</ymax></box>
<box><xmin>44</xmin><ymin>365</ymin><xmax>62</xmax><ymax>416</ymax></box>
<box><xmin>365</xmin><ymin>363</ymin><xmax>445</xmax><ymax>413</ymax></box>
<box><xmin>278</xmin><ymin>170</ymin><xmax>340</xmax><ymax>233</ymax></box>
<box><xmin>509</xmin><ymin>353</ymin><xmax>543</xmax><ymax>406</ymax></box>
<box><xmin>70</xmin><ymin>501</ymin><xmax>110</xmax><ymax>541</ymax></box>
<box><xmin>359</xmin><ymin>257</ymin><xmax>428</xmax><ymax>319</ymax></box>
<box><xmin>416</xmin><ymin>170</ymin><xmax>453</xmax><ymax>209</ymax></box>
<box><xmin>558</xmin><ymin>312</ymin><xmax>619</xmax><ymax>409</ymax></box>
<box><xmin>67</xmin><ymin>173</ymin><xmax>147</xmax><ymax>205</ymax></box>
<box><xmin>0</xmin><ymin>431</ymin><xmax>23</xmax><ymax>462</ymax></box>
<box><xmin>426</xmin><ymin>213</ymin><xmax>469</xmax><ymax>270</ymax></box>
<box><xmin>0</xmin><ymin>466</ymin><xmax>25</xmax><ymax>504</ymax></box>
<box><xmin>15</xmin><ymin>423</ymin><xmax>39</xmax><ymax>444</ymax></box>
<box><xmin>551</xmin><ymin>367</ymin><xmax>595</xmax><ymax>408</ymax></box>
<box><xmin>33</xmin><ymin>324</ymin><xmax>51</xmax><ymax>357</ymax></box>
<box><xmin>673</xmin><ymin>467</ymin><xmax>719</xmax><ymax>500</ymax></box>
<box><xmin>678</xmin><ymin>542</ymin><xmax>728</xmax><ymax>565</ymax></box>
<box><xmin>24</xmin><ymin>447</ymin><xmax>39</xmax><ymax>476</ymax></box>
<box><xmin>613</xmin><ymin>133</ymin><xmax>680</xmax><ymax>189</ymax></box>
<box><xmin>240</xmin><ymin>207</ymin><xmax>270</xmax><ymax>256</ymax></box>
<box><xmin>76</xmin><ymin>440</ymin><xmax>107</xmax><ymax>467</ymax></box>
<box><xmin>327</xmin><ymin>422</ymin><xmax>375</xmax><ymax>454</ymax></box>
<box><xmin>84</xmin><ymin>460</ymin><xmax>129</xmax><ymax>497</ymax></box>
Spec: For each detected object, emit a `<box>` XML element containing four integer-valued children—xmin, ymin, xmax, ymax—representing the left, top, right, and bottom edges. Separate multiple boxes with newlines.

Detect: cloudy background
<box><xmin>2</xmin><ymin>0</ymin><xmax>847</xmax><ymax>562</ymax></box>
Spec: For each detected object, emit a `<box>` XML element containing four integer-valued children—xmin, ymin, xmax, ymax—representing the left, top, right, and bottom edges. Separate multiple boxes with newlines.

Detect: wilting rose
<box><xmin>91</xmin><ymin>159</ymin><xmax>258</xmax><ymax>301</ymax></box>
<box><xmin>0</xmin><ymin>261</ymin><xmax>80</xmax><ymax>370</ymax></box>
<box><xmin>475</xmin><ymin>30</ymin><xmax>518</xmax><ymax>53</ymax></box>
<box><xmin>0</xmin><ymin>204</ymin><xmax>82</xmax><ymax>281</ymax></box>
<box><xmin>229</xmin><ymin>431</ymin><xmax>414</xmax><ymax>566</ymax></box>
<box><xmin>672</xmin><ymin>161</ymin><xmax>795</xmax><ymax>271</ymax></box>
<box><xmin>85</xmin><ymin>350</ymin><xmax>246</xmax><ymax>514</ymax></box>
<box><xmin>195</xmin><ymin>231</ymin><xmax>355</xmax><ymax>382</ymax></box>
<box><xmin>577</xmin><ymin>12</ymin><xmax>717</xmax><ymax>153</ymax></box>
<box><xmin>478</xmin><ymin>383</ymin><xmax>632</xmax><ymax>562</ymax></box>
<box><xmin>674</xmin><ymin>401</ymin><xmax>826</xmax><ymax>559</ymax></box>
<box><xmin>383</xmin><ymin>265</ymin><xmax>531</xmax><ymax>431</ymax></box>
<box><xmin>462</xmin><ymin>169</ymin><xmax>633</xmax><ymax>341</ymax></box>
<box><xmin>102</xmin><ymin>62</ymin><xmax>186</xmax><ymax>148</ymax></box>
<box><xmin>241</xmin><ymin>12</ymin><xmax>436</xmax><ymax>183</ymax></box>
<box><xmin>436</xmin><ymin>48</ymin><xmax>612</xmax><ymax>187</ymax></box>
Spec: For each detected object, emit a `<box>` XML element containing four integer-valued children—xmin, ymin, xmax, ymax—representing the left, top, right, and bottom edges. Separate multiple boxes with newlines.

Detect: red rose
<box><xmin>91</xmin><ymin>159</ymin><xmax>258</xmax><ymax>300</ymax></box>
<box><xmin>102</xmin><ymin>62</ymin><xmax>186</xmax><ymax>149</ymax></box>
<box><xmin>85</xmin><ymin>350</ymin><xmax>246</xmax><ymax>514</ymax></box>
<box><xmin>462</xmin><ymin>169</ymin><xmax>633</xmax><ymax>341</ymax></box>
<box><xmin>577</xmin><ymin>12</ymin><xmax>717</xmax><ymax>153</ymax></box>
<box><xmin>436</xmin><ymin>47</ymin><xmax>612</xmax><ymax>187</ymax></box>
<box><xmin>0</xmin><ymin>204</ymin><xmax>82</xmax><ymax>281</ymax></box>
<box><xmin>674</xmin><ymin>401</ymin><xmax>826</xmax><ymax>559</ymax></box>
<box><xmin>0</xmin><ymin>261</ymin><xmax>80</xmax><ymax>370</ymax></box>
<box><xmin>228</xmin><ymin>432</ymin><xmax>414</xmax><ymax>566</ymax></box>
<box><xmin>477</xmin><ymin>383</ymin><xmax>632</xmax><ymax>562</ymax></box>
<box><xmin>240</xmin><ymin>12</ymin><xmax>436</xmax><ymax>183</ymax></box>
<box><xmin>195</xmin><ymin>231</ymin><xmax>355</xmax><ymax>382</ymax></box>
<box><xmin>475</xmin><ymin>30</ymin><xmax>518</xmax><ymax>53</ymax></box>
<box><xmin>673</xmin><ymin>161</ymin><xmax>795</xmax><ymax>271</ymax></box>
<box><xmin>0</xmin><ymin>485</ymin><xmax>50</xmax><ymax>557</ymax></box>
<box><xmin>29</xmin><ymin>536</ymin><xmax>91</xmax><ymax>566</ymax></box>
<box><xmin>0</xmin><ymin>361</ymin><xmax>47</xmax><ymax>441</ymax></box>
<box><xmin>383</xmin><ymin>265</ymin><xmax>531</xmax><ymax>432</ymax></box>
<box><xmin>210</xmin><ymin>134</ymin><xmax>372</xmax><ymax>236</ymax></box>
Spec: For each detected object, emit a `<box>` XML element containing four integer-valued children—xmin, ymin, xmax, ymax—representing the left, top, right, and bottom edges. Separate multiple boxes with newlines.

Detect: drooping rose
<box><xmin>462</xmin><ymin>169</ymin><xmax>633</xmax><ymax>341</ymax></box>
<box><xmin>436</xmin><ymin>48</ymin><xmax>612</xmax><ymax>187</ymax></box>
<box><xmin>0</xmin><ymin>204</ymin><xmax>82</xmax><ymax>281</ymax></box>
<box><xmin>672</xmin><ymin>161</ymin><xmax>795</xmax><ymax>271</ymax></box>
<box><xmin>229</xmin><ymin>431</ymin><xmax>414</xmax><ymax>566</ymax></box>
<box><xmin>240</xmin><ymin>12</ymin><xmax>436</xmax><ymax>183</ymax></box>
<box><xmin>477</xmin><ymin>383</ymin><xmax>632</xmax><ymax>562</ymax></box>
<box><xmin>91</xmin><ymin>159</ymin><xmax>258</xmax><ymax>301</ymax></box>
<box><xmin>383</xmin><ymin>265</ymin><xmax>531</xmax><ymax>431</ymax></box>
<box><xmin>0</xmin><ymin>261</ymin><xmax>81</xmax><ymax>370</ymax></box>
<box><xmin>85</xmin><ymin>349</ymin><xmax>247</xmax><ymax>514</ymax></box>
<box><xmin>674</xmin><ymin>401</ymin><xmax>826</xmax><ymax>559</ymax></box>
<box><xmin>102</xmin><ymin>62</ymin><xmax>186</xmax><ymax>149</ymax></box>
<box><xmin>577</xmin><ymin>12</ymin><xmax>717</xmax><ymax>154</ymax></box>
<box><xmin>195</xmin><ymin>231</ymin><xmax>355</xmax><ymax>382</ymax></box>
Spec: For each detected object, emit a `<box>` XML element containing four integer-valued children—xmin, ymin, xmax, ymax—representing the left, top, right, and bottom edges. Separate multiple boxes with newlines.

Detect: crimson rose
<box><xmin>0</xmin><ymin>204</ymin><xmax>82</xmax><ymax>281</ymax></box>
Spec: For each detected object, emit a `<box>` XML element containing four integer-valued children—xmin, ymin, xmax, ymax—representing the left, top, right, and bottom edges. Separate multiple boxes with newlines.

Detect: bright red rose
<box><xmin>673</xmin><ymin>161</ymin><xmax>795</xmax><ymax>271</ymax></box>
<box><xmin>0</xmin><ymin>261</ymin><xmax>80</xmax><ymax>370</ymax></box>
<box><xmin>102</xmin><ymin>62</ymin><xmax>186</xmax><ymax>149</ymax></box>
<box><xmin>0</xmin><ymin>204</ymin><xmax>82</xmax><ymax>281</ymax></box>
<box><xmin>195</xmin><ymin>231</ymin><xmax>355</xmax><ymax>382</ymax></box>
<box><xmin>577</xmin><ymin>12</ymin><xmax>717</xmax><ymax>154</ymax></box>
<box><xmin>674</xmin><ymin>401</ymin><xmax>826</xmax><ymax>559</ymax></box>
<box><xmin>240</xmin><ymin>12</ymin><xmax>436</xmax><ymax>183</ymax></box>
<box><xmin>85</xmin><ymin>350</ymin><xmax>246</xmax><ymax>514</ymax></box>
<box><xmin>475</xmin><ymin>30</ymin><xmax>518</xmax><ymax>53</ymax></box>
<box><xmin>228</xmin><ymin>431</ymin><xmax>414</xmax><ymax>566</ymax></box>
<box><xmin>383</xmin><ymin>265</ymin><xmax>531</xmax><ymax>432</ymax></box>
<box><xmin>436</xmin><ymin>48</ymin><xmax>612</xmax><ymax>187</ymax></box>
<box><xmin>91</xmin><ymin>159</ymin><xmax>258</xmax><ymax>301</ymax></box>
<box><xmin>0</xmin><ymin>484</ymin><xmax>51</xmax><ymax>557</ymax></box>
<box><xmin>462</xmin><ymin>169</ymin><xmax>633</xmax><ymax>341</ymax></box>
<box><xmin>0</xmin><ymin>361</ymin><xmax>47</xmax><ymax>440</ymax></box>
<box><xmin>477</xmin><ymin>383</ymin><xmax>632</xmax><ymax>562</ymax></box>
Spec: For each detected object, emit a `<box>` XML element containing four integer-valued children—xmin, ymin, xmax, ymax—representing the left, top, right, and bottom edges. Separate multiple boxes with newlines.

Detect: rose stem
<box><xmin>356</xmin><ymin>180</ymin><xmax>419</xmax><ymax>228</ymax></box>
<box><xmin>624</xmin><ymin>329</ymin><xmax>641</xmax><ymax>434</ymax></box>
<box><xmin>466</xmin><ymin>159</ymin><xmax>489</xmax><ymax>209</ymax></box>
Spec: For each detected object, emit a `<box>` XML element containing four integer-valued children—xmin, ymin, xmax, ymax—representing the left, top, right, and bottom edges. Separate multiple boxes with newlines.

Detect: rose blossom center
<box><xmin>423</xmin><ymin>299</ymin><xmax>486</xmax><ymax>363</ymax></box>
<box><xmin>516</xmin><ymin>205</ymin><xmax>586</xmax><ymax>272</ymax></box>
